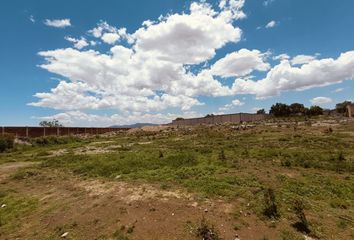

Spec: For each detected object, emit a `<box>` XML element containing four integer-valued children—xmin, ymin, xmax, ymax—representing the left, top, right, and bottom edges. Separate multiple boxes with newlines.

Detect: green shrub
<box><xmin>0</xmin><ymin>134</ymin><xmax>15</xmax><ymax>152</ymax></box>
<box><xmin>196</xmin><ymin>218</ymin><xmax>219</xmax><ymax>240</ymax></box>
<box><xmin>292</xmin><ymin>198</ymin><xmax>310</xmax><ymax>234</ymax></box>
<box><xmin>263</xmin><ymin>188</ymin><xmax>280</xmax><ymax>219</ymax></box>
<box><xmin>31</xmin><ymin>135</ymin><xmax>80</xmax><ymax>146</ymax></box>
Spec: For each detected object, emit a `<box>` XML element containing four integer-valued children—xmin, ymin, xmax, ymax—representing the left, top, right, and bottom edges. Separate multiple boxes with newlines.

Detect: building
<box><xmin>347</xmin><ymin>104</ymin><xmax>354</xmax><ymax>118</ymax></box>
<box><xmin>171</xmin><ymin>113</ymin><xmax>269</xmax><ymax>126</ymax></box>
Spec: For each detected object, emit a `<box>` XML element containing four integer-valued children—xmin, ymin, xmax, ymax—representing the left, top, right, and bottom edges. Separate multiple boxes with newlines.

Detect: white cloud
<box><xmin>31</xmin><ymin>1</ymin><xmax>354</xmax><ymax>125</ymax></box>
<box><xmin>291</xmin><ymin>54</ymin><xmax>317</xmax><ymax>65</ymax></box>
<box><xmin>44</xmin><ymin>19</ymin><xmax>71</xmax><ymax>28</ymax></box>
<box><xmin>265</xmin><ymin>20</ymin><xmax>277</xmax><ymax>28</ymax></box>
<box><xmin>36</xmin><ymin>111</ymin><xmax>203</xmax><ymax>127</ymax></box>
<box><xmin>333</xmin><ymin>88</ymin><xmax>344</xmax><ymax>93</ymax></box>
<box><xmin>29</xmin><ymin>15</ymin><xmax>35</xmax><ymax>23</ymax></box>
<box><xmin>210</xmin><ymin>49</ymin><xmax>270</xmax><ymax>77</ymax></box>
<box><xmin>89</xmin><ymin>21</ymin><xmax>132</xmax><ymax>44</ymax></box>
<box><xmin>65</xmin><ymin>37</ymin><xmax>89</xmax><ymax>49</ymax></box>
<box><xmin>219</xmin><ymin>99</ymin><xmax>245</xmax><ymax>111</ymax></box>
<box><xmin>273</xmin><ymin>53</ymin><xmax>290</xmax><ymax>61</ymax></box>
<box><xmin>133</xmin><ymin>2</ymin><xmax>242</xmax><ymax>64</ymax></box>
<box><xmin>232</xmin><ymin>51</ymin><xmax>354</xmax><ymax>98</ymax></box>
<box><xmin>310</xmin><ymin>97</ymin><xmax>332</xmax><ymax>106</ymax></box>
<box><xmin>101</xmin><ymin>33</ymin><xmax>120</xmax><ymax>44</ymax></box>
<box><xmin>263</xmin><ymin>0</ymin><xmax>275</xmax><ymax>6</ymax></box>
<box><xmin>218</xmin><ymin>0</ymin><xmax>247</xmax><ymax>21</ymax></box>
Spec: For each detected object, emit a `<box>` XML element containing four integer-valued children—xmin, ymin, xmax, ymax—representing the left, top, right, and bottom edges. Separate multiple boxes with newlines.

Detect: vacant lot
<box><xmin>0</xmin><ymin>118</ymin><xmax>353</xmax><ymax>240</ymax></box>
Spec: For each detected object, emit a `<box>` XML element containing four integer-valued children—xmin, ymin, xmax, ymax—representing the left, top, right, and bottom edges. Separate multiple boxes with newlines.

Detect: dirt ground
<box><xmin>0</xmin><ymin>163</ymin><xmax>288</xmax><ymax>240</ymax></box>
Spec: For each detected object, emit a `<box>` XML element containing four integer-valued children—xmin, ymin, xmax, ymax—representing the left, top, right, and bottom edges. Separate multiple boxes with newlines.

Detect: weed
<box><xmin>262</xmin><ymin>188</ymin><xmax>279</xmax><ymax>219</ymax></box>
<box><xmin>292</xmin><ymin>198</ymin><xmax>310</xmax><ymax>234</ymax></box>
<box><xmin>0</xmin><ymin>134</ymin><xmax>15</xmax><ymax>152</ymax></box>
<box><xmin>218</xmin><ymin>149</ymin><xmax>226</xmax><ymax>162</ymax></box>
<box><xmin>195</xmin><ymin>218</ymin><xmax>219</xmax><ymax>240</ymax></box>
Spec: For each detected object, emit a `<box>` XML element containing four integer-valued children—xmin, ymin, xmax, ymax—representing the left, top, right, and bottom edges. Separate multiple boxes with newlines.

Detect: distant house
<box><xmin>347</xmin><ymin>104</ymin><xmax>354</xmax><ymax>118</ymax></box>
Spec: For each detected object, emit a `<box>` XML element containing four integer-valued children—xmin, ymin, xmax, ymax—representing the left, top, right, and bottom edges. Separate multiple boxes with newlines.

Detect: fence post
<box><xmin>1</xmin><ymin>126</ymin><xmax>4</xmax><ymax>136</ymax></box>
<box><xmin>26</xmin><ymin>127</ymin><xmax>29</xmax><ymax>138</ymax></box>
<box><xmin>57</xmin><ymin>127</ymin><xmax>59</xmax><ymax>136</ymax></box>
<box><xmin>43</xmin><ymin>127</ymin><xmax>46</xmax><ymax>137</ymax></box>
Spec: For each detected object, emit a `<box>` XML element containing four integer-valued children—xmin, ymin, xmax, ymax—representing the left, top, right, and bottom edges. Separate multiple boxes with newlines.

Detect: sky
<box><xmin>0</xmin><ymin>0</ymin><xmax>353</xmax><ymax>127</ymax></box>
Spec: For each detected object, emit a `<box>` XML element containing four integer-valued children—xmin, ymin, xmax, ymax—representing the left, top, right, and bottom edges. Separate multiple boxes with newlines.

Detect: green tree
<box><xmin>306</xmin><ymin>106</ymin><xmax>323</xmax><ymax>116</ymax></box>
<box><xmin>256</xmin><ymin>109</ymin><xmax>266</xmax><ymax>114</ymax></box>
<box><xmin>269</xmin><ymin>103</ymin><xmax>291</xmax><ymax>117</ymax></box>
<box><xmin>290</xmin><ymin>103</ymin><xmax>306</xmax><ymax>115</ymax></box>
<box><xmin>39</xmin><ymin>119</ymin><xmax>63</xmax><ymax>127</ymax></box>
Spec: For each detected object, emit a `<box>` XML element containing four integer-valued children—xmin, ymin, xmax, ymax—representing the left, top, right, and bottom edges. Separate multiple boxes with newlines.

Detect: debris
<box><xmin>61</xmin><ymin>232</ymin><xmax>69</xmax><ymax>238</ymax></box>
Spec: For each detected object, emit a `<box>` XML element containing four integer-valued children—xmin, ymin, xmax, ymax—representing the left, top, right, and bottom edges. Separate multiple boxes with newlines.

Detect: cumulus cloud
<box><xmin>44</xmin><ymin>19</ymin><xmax>71</xmax><ymax>28</ymax></box>
<box><xmin>32</xmin><ymin>1</ymin><xmax>354</xmax><ymax>125</ymax></box>
<box><xmin>333</xmin><ymin>88</ymin><xmax>344</xmax><ymax>93</ymax></box>
<box><xmin>219</xmin><ymin>99</ymin><xmax>245</xmax><ymax>111</ymax></box>
<box><xmin>232</xmin><ymin>51</ymin><xmax>354</xmax><ymax>98</ymax></box>
<box><xmin>36</xmin><ymin>111</ymin><xmax>203</xmax><ymax>127</ymax></box>
<box><xmin>310</xmin><ymin>97</ymin><xmax>332</xmax><ymax>106</ymax></box>
<box><xmin>210</xmin><ymin>49</ymin><xmax>270</xmax><ymax>77</ymax></box>
<box><xmin>273</xmin><ymin>53</ymin><xmax>290</xmax><ymax>61</ymax></box>
<box><xmin>265</xmin><ymin>20</ymin><xmax>277</xmax><ymax>28</ymax></box>
<box><xmin>133</xmin><ymin>3</ymin><xmax>242</xmax><ymax>64</ymax></box>
<box><xmin>291</xmin><ymin>54</ymin><xmax>317</xmax><ymax>65</ymax></box>
<box><xmin>65</xmin><ymin>37</ymin><xmax>89</xmax><ymax>49</ymax></box>
<box><xmin>32</xmin><ymin>1</ymin><xmax>246</xmax><ymax>118</ymax></box>
<box><xmin>89</xmin><ymin>21</ymin><xmax>132</xmax><ymax>44</ymax></box>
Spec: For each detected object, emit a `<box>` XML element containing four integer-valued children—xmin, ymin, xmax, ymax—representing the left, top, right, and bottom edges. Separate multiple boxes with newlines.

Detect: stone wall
<box><xmin>172</xmin><ymin>113</ymin><xmax>269</xmax><ymax>126</ymax></box>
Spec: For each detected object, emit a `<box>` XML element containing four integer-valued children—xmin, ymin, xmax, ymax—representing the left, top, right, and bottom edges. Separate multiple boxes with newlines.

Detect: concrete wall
<box><xmin>172</xmin><ymin>113</ymin><xmax>269</xmax><ymax>126</ymax></box>
<box><xmin>0</xmin><ymin>127</ymin><xmax>129</xmax><ymax>138</ymax></box>
<box><xmin>347</xmin><ymin>104</ymin><xmax>354</xmax><ymax>118</ymax></box>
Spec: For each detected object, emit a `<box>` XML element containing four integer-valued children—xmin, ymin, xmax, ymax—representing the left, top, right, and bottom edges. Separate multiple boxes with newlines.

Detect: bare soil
<box><xmin>0</xmin><ymin>164</ymin><xmax>283</xmax><ymax>240</ymax></box>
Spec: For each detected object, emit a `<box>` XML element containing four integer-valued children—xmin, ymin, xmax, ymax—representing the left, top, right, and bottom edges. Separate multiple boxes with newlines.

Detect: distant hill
<box><xmin>110</xmin><ymin>123</ymin><xmax>159</xmax><ymax>128</ymax></box>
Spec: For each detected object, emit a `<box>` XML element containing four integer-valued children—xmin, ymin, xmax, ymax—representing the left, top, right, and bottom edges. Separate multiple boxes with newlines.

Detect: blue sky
<box><xmin>0</xmin><ymin>0</ymin><xmax>353</xmax><ymax>126</ymax></box>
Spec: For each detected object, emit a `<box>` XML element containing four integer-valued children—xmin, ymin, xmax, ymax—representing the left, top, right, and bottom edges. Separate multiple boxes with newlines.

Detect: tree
<box><xmin>290</xmin><ymin>103</ymin><xmax>306</xmax><ymax>115</ymax></box>
<box><xmin>39</xmin><ymin>119</ymin><xmax>63</xmax><ymax>127</ymax></box>
<box><xmin>175</xmin><ymin>117</ymin><xmax>184</xmax><ymax>121</ymax></box>
<box><xmin>306</xmin><ymin>106</ymin><xmax>323</xmax><ymax>116</ymax></box>
<box><xmin>269</xmin><ymin>103</ymin><xmax>291</xmax><ymax>117</ymax></box>
<box><xmin>205</xmin><ymin>114</ymin><xmax>215</xmax><ymax>118</ymax></box>
<box><xmin>336</xmin><ymin>101</ymin><xmax>352</xmax><ymax>114</ymax></box>
<box><xmin>256</xmin><ymin>109</ymin><xmax>266</xmax><ymax>114</ymax></box>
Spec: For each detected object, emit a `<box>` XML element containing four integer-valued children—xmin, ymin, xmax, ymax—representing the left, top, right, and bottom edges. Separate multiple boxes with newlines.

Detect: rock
<box><xmin>1</xmin><ymin>204</ymin><xmax>6</xmax><ymax>208</ymax></box>
<box><xmin>204</xmin><ymin>208</ymin><xmax>208</xmax><ymax>213</ymax></box>
<box><xmin>61</xmin><ymin>232</ymin><xmax>69</xmax><ymax>238</ymax></box>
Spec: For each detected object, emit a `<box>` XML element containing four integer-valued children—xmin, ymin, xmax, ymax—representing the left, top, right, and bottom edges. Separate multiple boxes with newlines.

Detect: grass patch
<box><xmin>0</xmin><ymin>191</ymin><xmax>38</xmax><ymax>233</ymax></box>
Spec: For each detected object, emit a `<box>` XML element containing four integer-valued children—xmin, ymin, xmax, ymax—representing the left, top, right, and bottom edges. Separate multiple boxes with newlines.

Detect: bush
<box><xmin>196</xmin><ymin>218</ymin><xmax>219</xmax><ymax>240</ymax></box>
<box><xmin>0</xmin><ymin>134</ymin><xmax>15</xmax><ymax>152</ymax></box>
<box><xmin>263</xmin><ymin>188</ymin><xmax>280</xmax><ymax>219</ymax></box>
<box><xmin>292</xmin><ymin>198</ymin><xmax>310</xmax><ymax>234</ymax></box>
<box><xmin>31</xmin><ymin>135</ymin><xmax>80</xmax><ymax>146</ymax></box>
